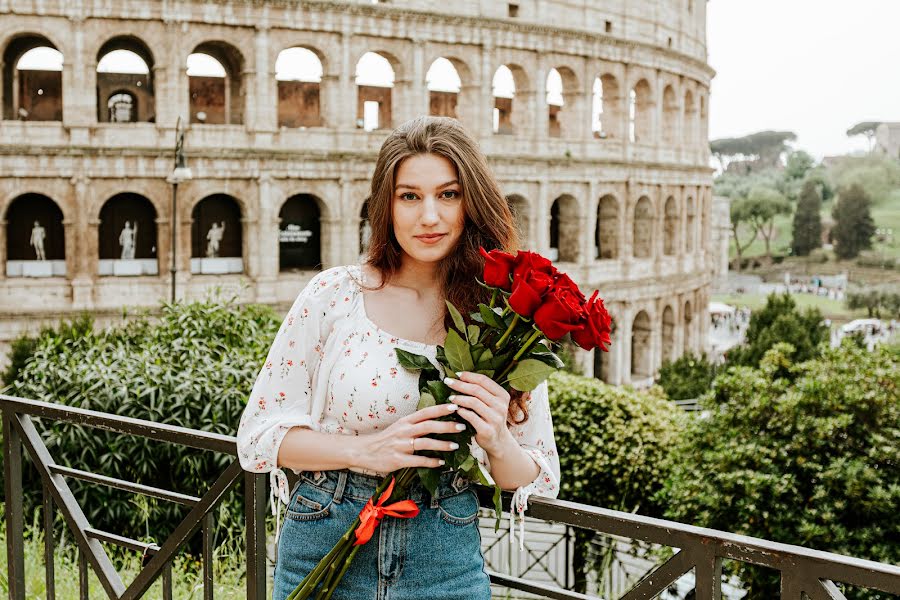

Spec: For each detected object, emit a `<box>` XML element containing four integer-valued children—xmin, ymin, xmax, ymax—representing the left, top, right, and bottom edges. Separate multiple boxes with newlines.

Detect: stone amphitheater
<box><xmin>0</xmin><ymin>0</ymin><xmax>724</xmax><ymax>385</ymax></box>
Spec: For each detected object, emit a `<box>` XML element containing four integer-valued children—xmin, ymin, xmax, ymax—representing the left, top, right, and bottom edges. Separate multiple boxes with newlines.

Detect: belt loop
<box><xmin>333</xmin><ymin>470</ymin><xmax>348</xmax><ymax>504</ymax></box>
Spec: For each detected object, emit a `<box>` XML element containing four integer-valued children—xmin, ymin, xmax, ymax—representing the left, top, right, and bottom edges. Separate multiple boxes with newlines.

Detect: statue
<box><xmin>119</xmin><ymin>221</ymin><xmax>137</xmax><ymax>260</ymax></box>
<box><xmin>30</xmin><ymin>220</ymin><xmax>46</xmax><ymax>260</ymax></box>
<box><xmin>206</xmin><ymin>221</ymin><xmax>226</xmax><ymax>258</ymax></box>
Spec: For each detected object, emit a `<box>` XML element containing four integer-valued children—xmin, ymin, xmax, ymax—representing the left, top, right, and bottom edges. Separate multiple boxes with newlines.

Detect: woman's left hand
<box><xmin>442</xmin><ymin>371</ymin><xmax>514</xmax><ymax>455</ymax></box>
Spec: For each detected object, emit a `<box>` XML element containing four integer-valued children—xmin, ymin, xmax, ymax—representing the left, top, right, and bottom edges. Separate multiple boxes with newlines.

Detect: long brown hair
<box><xmin>361</xmin><ymin>116</ymin><xmax>530</xmax><ymax>424</ymax></box>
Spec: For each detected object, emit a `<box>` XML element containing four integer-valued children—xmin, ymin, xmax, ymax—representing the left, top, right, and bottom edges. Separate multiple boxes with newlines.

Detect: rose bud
<box><xmin>479</xmin><ymin>247</ymin><xmax>517</xmax><ymax>291</ymax></box>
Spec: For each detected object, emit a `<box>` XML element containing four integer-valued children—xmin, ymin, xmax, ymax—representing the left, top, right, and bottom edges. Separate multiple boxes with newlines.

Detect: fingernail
<box><xmin>449</xmin><ymin>442</ymin><xmax>459</xmax><ymax>450</ymax></box>
<box><xmin>447</xmin><ymin>403</ymin><xmax>459</xmax><ymax>411</ymax></box>
<box><xmin>455</xmin><ymin>371</ymin><xmax>463</xmax><ymax>377</ymax></box>
<box><xmin>448</xmin><ymin>395</ymin><xmax>457</xmax><ymax>402</ymax></box>
<box><xmin>438</xmin><ymin>459</ymin><xmax>446</xmax><ymax>465</ymax></box>
<box><xmin>455</xmin><ymin>423</ymin><xmax>466</xmax><ymax>431</ymax></box>
<box><xmin>443</xmin><ymin>377</ymin><xmax>455</xmax><ymax>385</ymax></box>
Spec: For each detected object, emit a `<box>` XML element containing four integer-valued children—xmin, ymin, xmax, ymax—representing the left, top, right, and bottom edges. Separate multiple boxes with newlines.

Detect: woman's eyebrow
<box><xmin>395</xmin><ymin>180</ymin><xmax>459</xmax><ymax>191</ymax></box>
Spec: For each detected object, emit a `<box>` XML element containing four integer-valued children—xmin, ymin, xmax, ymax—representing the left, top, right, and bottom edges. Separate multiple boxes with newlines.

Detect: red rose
<box><xmin>508</xmin><ymin>270</ymin><xmax>555</xmax><ymax>317</ymax></box>
<box><xmin>512</xmin><ymin>251</ymin><xmax>556</xmax><ymax>281</ymax></box>
<box><xmin>572</xmin><ymin>290</ymin><xmax>613</xmax><ymax>351</ymax></box>
<box><xmin>479</xmin><ymin>247</ymin><xmax>517</xmax><ymax>291</ymax></box>
<box><xmin>534</xmin><ymin>288</ymin><xmax>585</xmax><ymax>341</ymax></box>
<box><xmin>551</xmin><ymin>272</ymin><xmax>586</xmax><ymax>304</ymax></box>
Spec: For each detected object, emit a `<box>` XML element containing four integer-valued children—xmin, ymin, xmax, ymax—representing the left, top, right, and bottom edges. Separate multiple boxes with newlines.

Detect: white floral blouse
<box><xmin>236</xmin><ymin>264</ymin><xmax>560</xmax><ymax>549</ymax></box>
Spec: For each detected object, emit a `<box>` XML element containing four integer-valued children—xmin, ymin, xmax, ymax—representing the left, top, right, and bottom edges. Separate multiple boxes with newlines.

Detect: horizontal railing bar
<box><xmin>0</xmin><ymin>394</ymin><xmax>236</xmax><ymax>454</ymax></box>
<box><xmin>486</xmin><ymin>570</ymin><xmax>599</xmax><ymax>600</ymax></box>
<box><xmin>84</xmin><ymin>527</ymin><xmax>160</xmax><ymax>555</ymax></box>
<box><xmin>49</xmin><ymin>464</ymin><xmax>201</xmax><ymax>506</ymax></box>
<box><xmin>475</xmin><ymin>487</ymin><xmax>900</xmax><ymax>595</ymax></box>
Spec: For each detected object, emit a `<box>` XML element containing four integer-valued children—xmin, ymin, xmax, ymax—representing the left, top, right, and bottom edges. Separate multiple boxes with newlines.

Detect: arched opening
<box><xmin>662</xmin><ymin>85</ymin><xmax>677</xmax><ymax>145</ymax></box>
<box><xmin>492</xmin><ymin>65</ymin><xmax>515</xmax><ymax>135</ymax></box>
<box><xmin>279</xmin><ymin>194</ymin><xmax>322</xmax><ymax>271</ymax></box>
<box><xmin>546</xmin><ymin>68</ymin><xmax>564</xmax><ymax>138</ymax></box>
<box><xmin>506</xmin><ymin>195</ymin><xmax>530</xmax><ymax>247</ymax></box>
<box><xmin>631</xmin><ymin>310</ymin><xmax>652</xmax><ymax>378</ymax></box>
<box><xmin>2</xmin><ymin>36</ymin><xmax>63</xmax><ymax>121</ymax></box>
<box><xmin>98</xmin><ymin>193</ymin><xmax>158</xmax><ymax>276</ymax></box>
<box><xmin>684</xmin><ymin>300</ymin><xmax>694</xmax><ymax>353</ymax></box>
<box><xmin>5</xmin><ymin>193</ymin><xmax>66</xmax><ymax>277</ymax></box>
<box><xmin>359</xmin><ymin>201</ymin><xmax>371</xmax><ymax>260</ymax></box>
<box><xmin>684</xmin><ymin>89</ymin><xmax>697</xmax><ymax>146</ymax></box>
<box><xmin>427</xmin><ymin>57</ymin><xmax>461</xmax><ymax>119</ymax></box>
<box><xmin>632</xmin><ymin>196</ymin><xmax>653</xmax><ymax>259</ymax></box>
<box><xmin>592</xmin><ymin>74</ymin><xmax>620</xmax><ymax>139</ymax></box>
<box><xmin>187</xmin><ymin>42</ymin><xmax>245</xmax><ymax>125</ymax></box>
<box><xmin>685</xmin><ymin>196</ymin><xmax>695</xmax><ymax>252</ymax></box>
<box><xmin>190</xmin><ymin>194</ymin><xmax>243</xmax><ymax>274</ymax></box>
<box><xmin>96</xmin><ymin>38</ymin><xmax>154</xmax><ymax>123</ymax></box>
<box><xmin>664</xmin><ymin>196</ymin><xmax>678</xmax><ymax>255</ymax></box>
<box><xmin>596</xmin><ymin>194</ymin><xmax>619</xmax><ymax>259</ymax></box>
<box><xmin>355</xmin><ymin>52</ymin><xmax>395</xmax><ymax>131</ymax></box>
<box><xmin>550</xmin><ymin>195</ymin><xmax>580</xmax><ymax>262</ymax></box>
<box><xmin>662</xmin><ymin>305</ymin><xmax>676</xmax><ymax>363</ymax></box>
<box><xmin>630</xmin><ymin>79</ymin><xmax>652</xmax><ymax>143</ymax></box>
<box><xmin>276</xmin><ymin>47</ymin><xmax>323</xmax><ymax>128</ymax></box>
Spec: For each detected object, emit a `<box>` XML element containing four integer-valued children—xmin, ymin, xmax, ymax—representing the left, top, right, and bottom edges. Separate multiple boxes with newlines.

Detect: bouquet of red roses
<box><xmin>287</xmin><ymin>248</ymin><xmax>612</xmax><ymax>600</ymax></box>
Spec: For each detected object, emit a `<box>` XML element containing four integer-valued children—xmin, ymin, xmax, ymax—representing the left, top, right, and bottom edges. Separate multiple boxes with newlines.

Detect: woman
<box><xmin>237</xmin><ymin>116</ymin><xmax>560</xmax><ymax>600</ymax></box>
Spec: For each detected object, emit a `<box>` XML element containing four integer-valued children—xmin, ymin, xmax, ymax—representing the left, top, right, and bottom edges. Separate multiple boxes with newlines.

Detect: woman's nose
<box><xmin>421</xmin><ymin>196</ymin><xmax>440</xmax><ymax>224</ymax></box>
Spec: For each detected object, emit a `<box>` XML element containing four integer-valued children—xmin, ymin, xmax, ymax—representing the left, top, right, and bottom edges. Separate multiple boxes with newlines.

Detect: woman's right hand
<box><xmin>355</xmin><ymin>403</ymin><xmax>465</xmax><ymax>473</ymax></box>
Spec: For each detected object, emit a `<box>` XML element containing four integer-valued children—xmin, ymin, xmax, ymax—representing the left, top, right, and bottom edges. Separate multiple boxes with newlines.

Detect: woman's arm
<box><xmin>483</xmin><ymin>431</ymin><xmax>541</xmax><ymax>490</ymax></box>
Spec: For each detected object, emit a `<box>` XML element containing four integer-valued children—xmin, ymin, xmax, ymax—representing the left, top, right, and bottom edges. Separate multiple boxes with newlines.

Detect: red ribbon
<box><xmin>353</xmin><ymin>476</ymin><xmax>420</xmax><ymax>546</ymax></box>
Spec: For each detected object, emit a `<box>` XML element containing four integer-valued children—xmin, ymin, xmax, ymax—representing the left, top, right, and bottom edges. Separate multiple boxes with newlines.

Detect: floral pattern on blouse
<box><xmin>236</xmin><ymin>264</ymin><xmax>561</xmax><ymax>547</ymax></box>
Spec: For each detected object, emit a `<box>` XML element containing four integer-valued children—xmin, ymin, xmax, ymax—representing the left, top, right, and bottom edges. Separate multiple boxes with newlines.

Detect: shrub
<box><xmin>855</xmin><ymin>251</ymin><xmax>897</xmax><ymax>270</ymax></box>
<box><xmin>662</xmin><ymin>342</ymin><xmax>900</xmax><ymax>599</ymax></box>
<box><xmin>657</xmin><ymin>352</ymin><xmax>716</xmax><ymax>401</ymax></box>
<box><xmin>4</xmin><ymin>291</ymin><xmax>281</xmax><ymax>548</ymax></box>
<box><xmin>547</xmin><ymin>371</ymin><xmax>684</xmax><ymax>591</ymax></box>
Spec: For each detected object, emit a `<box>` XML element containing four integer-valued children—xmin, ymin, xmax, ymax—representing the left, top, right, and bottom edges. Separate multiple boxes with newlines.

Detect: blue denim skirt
<box><xmin>273</xmin><ymin>468</ymin><xmax>492</xmax><ymax>600</ymax></box>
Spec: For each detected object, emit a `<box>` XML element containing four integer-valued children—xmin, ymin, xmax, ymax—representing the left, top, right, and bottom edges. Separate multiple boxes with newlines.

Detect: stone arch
<box><xmin>188</xmin><ymin>40</ymin><xmax>245</xmax><ymax>124</ymax></box>
<box><xmin>595</xmin><ymin>194</ymin><xmax>619</xmax><ymax>259</ymax></box>
<box><xmin>98</xmin><ymin>193</ymin><xmax>159</xmax><ymax>276</ymax></box>
<box><xmin>427</xmin><ymin>55</ymin><xmax>476</xmax><ymax>126</ymax></box>
<box><xmin>631</xmin><ymin>310</ymin><xmax>652</xmax><ymax>378</ymax></box>
<box><xmin>190</xmin><ymin>194</ymin><xmax>243</xmax><ymax>274</ymax></box>
<box><xmin>632</xmin><ymin>196</ymin><xmax>653</xmax><ymax>259</ymax></box>
<box><xmin>662</xmin><ymin>304</ymin><xmax>676</xmax><ymax>363</ymax></box>
<box><xmin>549</xmin><ymin>194</ymin><xmax>580</xmax><ymax>262</ymax></box>
<box><xmin>426</xmin><ymin>57</ymin><xmax>461</xmax><ymax>119</ymax></box>
<box><xmin>685</xmin><ymin>195</ymin><xmax>695</xmax><ymax>252</ymax></box>
<box><xmin>592</xmin><ymin>73</ymin><xmax>621</xmax><ymax>139</ymax></box>
<box><xmin>279</xmin><ymin>193</ymin><xmax>324</xmax><ymax>271</ymax></box>
<box><xmin>355</xmin><ymin>51</ymin><xmax>397</xmax><ymax>131</ymax></box>
<box><xmin>4</xmin><ymin>193</ymin><xmax>66</xmax><ymax>277</ymax></box>
<box><xmin>505</xmin><ymin>194</ymin><xmax>530</xmax><ymax>247</ymax></box>
<box><xmin>2</xmin><ymin>33</ymin><xmax>63</xmax><ymax>121</ymax></box>
<box><xmin>546</xmin><ymin>65</ymin><xmax>579</xmax><ymax>138</ymax></box>
<box><xmin>629</xmin><ymin>78</ymin><xmax>652</xmax><ymax>143</ymax></box>
<box><xmin>683</xmin><ymin>299</ymin><xmax>694</xmax><ymax>353</ymax></box>
<box><xmin>684</xmin><ymin>88</ymin><xmax>697</xmax><ymax>145</ymax></box>
<box><xmin>276</xmin><ymin>46</ymin><xmax>324</xmax><ymax>127</ymax></box>
<box><xmin>663</xmin><ymin>195</ymin><xmax>678</xmax><ymax>255</ymax></box>
<box><xmin>96</xmin><ymin>36</ymin><xmax>155</xmax><ymax>123</ymax></box>
<box><xmin>492</xmin><ymin>64</ymin><xmax>530</xmax><ymax>135</ymax></box>
<box><xmin>662</xmin><ymin>85</ymin><xmax>677</xmax><ymax>145</ymax></box>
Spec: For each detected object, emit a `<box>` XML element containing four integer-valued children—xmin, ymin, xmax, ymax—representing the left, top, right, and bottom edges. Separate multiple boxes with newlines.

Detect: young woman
<box><xmin>237</xmin><ymin>116</ymin><xmax>560</xmax><ymax>600</ymax></box>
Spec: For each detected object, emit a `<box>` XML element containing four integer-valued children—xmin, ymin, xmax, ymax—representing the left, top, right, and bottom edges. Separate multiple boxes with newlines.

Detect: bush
<box><xmin>657</xmin><ymin>352</ymin><xmax>716</xmax><ymax>401</ymax></box>
<box><xmin>855</xmin><ymin>251</ymin><xmax>897</xmax><ymax>270</ymax></box>
<box><xmin>807</xmin><ymin>247</ymin><xmax>830</xmax><ymax>263</ymax></box>
<box><xmin>662</xmin><ymin>342</ymin><xmax>900</xmax><ymax>598</ymax></box>
<box><xmin>548</xmin><ymin>371</ymin><xmax>684</xmax><ymax>591</ymax></box>
<box><xmin>4</xmin><ymin>291</ymin><xmax>281</xmax><ymax>548</ymax></box>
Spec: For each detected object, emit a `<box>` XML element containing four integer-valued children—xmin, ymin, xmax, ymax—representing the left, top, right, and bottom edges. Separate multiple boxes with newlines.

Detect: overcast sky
<box><xmin>706</xmin><ymin>0</ymin><xmax>900</xmax><ymax>159</ymax></box>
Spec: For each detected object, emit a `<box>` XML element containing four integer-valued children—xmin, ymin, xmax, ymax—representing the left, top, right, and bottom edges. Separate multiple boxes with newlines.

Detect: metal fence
<box><xmin>3</xmin><ymin>393</ymin><xmax>899</xmax><ymax>600</ymax></box>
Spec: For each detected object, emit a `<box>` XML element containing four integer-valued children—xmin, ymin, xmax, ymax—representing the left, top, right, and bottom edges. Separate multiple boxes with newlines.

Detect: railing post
<box><xmin>694</xmin><ymin>547</ymin><xmax>722</xmax><ymax>600</ymax></box>
<box><xmin>3</xmin><ymin>411</ymin><xmax>25</xmax><ymax>600</ymax></box>
<box><xmin>245</xmin><ymin>471</ymin><xmax>267</xmax><ymax>600</ymax></box>
<box><xmin>43</xmin><ymin>482</ymin><xmax>56</xmax><ymax>600</ymax></box>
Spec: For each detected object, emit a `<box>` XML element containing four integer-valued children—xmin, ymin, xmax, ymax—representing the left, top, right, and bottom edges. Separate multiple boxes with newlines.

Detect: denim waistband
<box><xmin>299</xmin><ymin>468</ymin><xmax>472</xmax><ymax>504</ymax></box>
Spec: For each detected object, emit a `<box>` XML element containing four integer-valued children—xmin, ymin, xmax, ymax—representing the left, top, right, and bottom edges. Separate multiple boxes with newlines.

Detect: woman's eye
<box><xmin>400</xmin><ymin>193</ymin><xmax>418</xmax><ymax>201</ymax></box>
<box><xmin>442</xmin><ymin>190</ymin><xmax>460</xmax><ymax>199</ymax></box>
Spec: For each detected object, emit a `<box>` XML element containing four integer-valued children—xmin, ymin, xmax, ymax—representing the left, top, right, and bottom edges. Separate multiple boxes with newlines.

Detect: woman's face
<box><xmin>391</xmin><ymin>153</ymin><xmax>465</xmax><ymax>266</ymax></box>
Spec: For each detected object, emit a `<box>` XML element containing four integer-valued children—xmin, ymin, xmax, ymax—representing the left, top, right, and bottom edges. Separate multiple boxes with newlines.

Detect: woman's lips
<box><xmin>415</xmin><ymin>234</ymin><xmax>447</xmax><ymax>244</ymax></box>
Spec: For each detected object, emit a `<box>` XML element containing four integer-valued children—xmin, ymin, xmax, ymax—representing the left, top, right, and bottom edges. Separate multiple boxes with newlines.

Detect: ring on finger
<box><xmin>410</xmin><ymin>437</ymin><xmax>416</xmax><ymax>452</ymax></box>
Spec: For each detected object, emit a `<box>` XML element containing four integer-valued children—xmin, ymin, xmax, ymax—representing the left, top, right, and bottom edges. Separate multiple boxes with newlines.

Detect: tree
<box><xmin>729</xmin><ymin>196</ymin><xmax>758</xmax><ymax>271</ymax></box>
<box><xmin>663</xmin><ymin>342</ymin><xmax>900</xmax><ymax>599</ymax></box>
<box><xmin>745</xmin><ymin>185</ymin><xmax>791</xmax><ymax>261</ymax></box>
<box><xmin>832</xmin><ymin>183</ymin><xmax>876</xmax><ymax>259</ymax></box>
<box><xmin>846</xmin><ymin>121</ymin><xmax>881</xmax><ymax>152</ymax></box>
<box><xmin>727</xmin><ymin>293</ymin><xmax>827</xmax><ymax>368</ymax></box>
<box><xmin>791</xmin><ymin>180</ymin><xmax>822</xmax><ymax>256</ymax></box>
<box><xmin>846</xmin><ymin>285</ymin><xmax>900</xmax><ymax>319</ymax></box>
<box><xmin>784</xmin><ymin>150</ymin><xmax>815</xmax><ymax>182</ymax></box>
<box><xmin>657</xmin><ymin>352</ymin><xmax>716</xmax><ymax>401</ymax></box>
<box><xmin>710</xmin><ymin>130</ymin><xmax>797</xmax><ymax>173</ymax></box>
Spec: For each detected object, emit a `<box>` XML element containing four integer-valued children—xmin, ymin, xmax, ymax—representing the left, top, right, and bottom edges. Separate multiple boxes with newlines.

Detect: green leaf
<box><xmin>417</xmin><ymin>391</ymin><xmax>436</xmax><ymax>410</ymax></box>
<box><xmin>443</xmin><ymin>329</ymin><xmax>474</xmax><ymax>373</ymax></box>
<box><xmin>475</xmin><ymin>348</ymin><xmax>494</xmax><ymax>370</ymax></box>
<box><xmin>471</xmin><ymin>346</ymin><xmax>484</xmax><ymax>365</ymax></box>
<box><xmin>478</xmin><ymin>304</ymin><xmax>506</xmax><ymax>329</ymax></box>
<box><xmin>446</xmin><ymin>300</ymin><xmax>467</xmax><ymax>336</ymax></box>
<box><xmin>426</xmin><ymin>380</ymin><xmax>452</xmax><ymax>404</ymax></box>
<box><xmin>395</xmin><ymin>348</ymin><xmax>432</xmax><ymax>371</ymax></box>
<box><xmin>530</xmin><ymin>350</ymin><xmax>565</xmax><ymax>369</ymax></box>
<box><xmin>466</xmin><ymin>324</ymin><xmax>480</xmax><ymax>344</ymax></box>
<box><xmin>503</xmin><ymin>358</ymin><xmax>555</xmax><ymax>391</ymax></box>
<box><xmin>417</xmin><ymin>467</ymin><xmax>441</xmax><ymax>496</ymax></box>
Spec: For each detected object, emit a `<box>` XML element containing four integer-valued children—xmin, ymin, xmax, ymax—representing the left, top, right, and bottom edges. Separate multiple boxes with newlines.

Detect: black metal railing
<box><xmin>3</xmin><ymin>393</ymin><xmax>899</xmax><ymax>600</ymax></box>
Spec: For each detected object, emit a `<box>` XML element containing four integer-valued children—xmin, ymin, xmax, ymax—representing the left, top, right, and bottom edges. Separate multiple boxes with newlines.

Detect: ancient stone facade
<box><xmin>0</xmin><ymin>0</ymin><xmax>715</xmax><ymax>385</ymax></box>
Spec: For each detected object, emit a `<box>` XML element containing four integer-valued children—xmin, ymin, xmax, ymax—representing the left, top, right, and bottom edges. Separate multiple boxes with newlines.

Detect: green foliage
<box><xmin>727</xmin><ymin>293</ymin><xmax>827</xmax><ymax>368</ymax></box>
<box><xmin>832</xmin><ymin>184</ymin><xmax>876</xmax><ymax>259</ymax></box>
<box><xmin>744</xmin><ymin>186</ymin><xmax>791</xmax><ymax>260</ymax></box>
<box><xmin>710</xmin><ymin>130</ymin><xmax>797</xmax><ymax>171</ymax></box>
<box><xmin>830</xmin><ymin>154</ymin><xmax>900</xmax><ymax>207</ymax></box>
<box><xmin>791</xmin><ymin>180</ymin><xmax>823</xmax><ymax>256</ymax></box>
<box><xmin>846</xmin><ymin>121</ymin><xmax>882</xmax><ymax>139</ymax></box>
<box><xmin>548</xmin><ymin>371</ymin><xmax>684</xmax><ymax>591</ymax></box>
<box><xmin>1</xmin><ymin>313</ymin><xmax>95</xmax><ymax>388</ymax></box>
<box><xmin>662</xmin><ymin>342</ymin><xmax>900</xmax><ymax>599</ymax></box>
<box><xmin>657</xmin><ymin>352</ymin><xmax>716</xmax><ymax>401</ymax></box>
<box><xmin>4</xmin><ymin>292</ymin><xmax>281</xmax><ymax>547</ymax></box>
<box><xmin>846</xmin><ymin>284</ymin><xmax>900</xmax><ymax>318</ymax></box>
<box><xmin>783</xmin><ymin>150</ymin><xmax>815</xmax><ymax>183</ymax></box>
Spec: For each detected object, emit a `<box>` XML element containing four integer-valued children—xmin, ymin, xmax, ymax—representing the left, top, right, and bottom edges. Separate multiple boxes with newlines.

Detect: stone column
<box><xmin>583</xmin><ymin>180</ymin><xmax>598</xmax><ymax>264</ymax></box>
<box><xmin>0</xmin><ymin>217</ymin><xmax>6</xmax><ymax>278</ymax></box>
<box><xmin>613</xmin><ymin>303</ymin><xmax>631</xmax><ymax>385</ymax></box>
<box><xmin>256</xmin><ymin>174</ymin><xmax>279</xmax><ymax>303</ymax></box>
<box><xmin>63</xmin><ymin>22</ymin><xmax>95</xmax><ymax>144</ymax></box>
<box><xmin>620</xmin><ymin>177</ymin><xmax>633</xmax><ymax>276</ymax></box>
<box><xmin>70</xmin><ymin>175</ymin><xmax>94</xmax><ymax>308</ymax></box>
<box><xmin>338</xmin><ymin>30</ymin><xmax>356</xmax><ymax>130</ymax></box>
<box><xmin>320</xmin><ymin>217</ymin><xmax>341</xmax><ymax>268</ymax></box>
<box><xmin>405</xmin><ymin>39</ymin><xmax>427</xmax><ymax>120</ymax></box>
<box><xmin>253</xmin><ymin>26</ymin><xmax>277</xmax><ymax>137</ymax></box>
<box><xmin>479</xmin><ymin>43</ymin><xmax>494</xmax><ymax>134</ymax></box>
<box><xmin>527</xmin><ymin>65</ymin><xmax>545</xmax><ymax>141</ymax></box>
<box><xmin>536</xmin><ymin>178</ymin><xmax>550</xmax><ymax>255</ymax></box>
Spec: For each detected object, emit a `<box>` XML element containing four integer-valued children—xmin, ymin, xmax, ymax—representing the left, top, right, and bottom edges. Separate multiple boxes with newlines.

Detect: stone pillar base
<box><xmin>71</xmin><ymin>276</ymin><xmax>94</xmax><ymax>309</ymax></box>
<box><xmin>255</xmin><ymin>277</ymin><xmax>278</xmax><ymax>305</ymax></box>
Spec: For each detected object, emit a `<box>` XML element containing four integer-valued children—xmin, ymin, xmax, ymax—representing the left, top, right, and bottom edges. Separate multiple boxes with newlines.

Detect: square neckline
<box><xmin>350</xmin><ymin>264</ymin><xmax>438</xmax><ymax>350</ymax></box>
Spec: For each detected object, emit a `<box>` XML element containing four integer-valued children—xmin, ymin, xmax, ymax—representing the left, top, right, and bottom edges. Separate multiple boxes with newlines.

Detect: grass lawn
<box><xmin>712</xmin><ymin>292</ymin><xmax>868</xmax><ymax>324</ymax></box>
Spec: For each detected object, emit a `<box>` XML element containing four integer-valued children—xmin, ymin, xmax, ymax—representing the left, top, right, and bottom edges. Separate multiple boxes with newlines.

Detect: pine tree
<box><xmin>832</xmin><ymin>183</ymin><xmax>876</xmax><ymax>259</ymax></box>
<box><xmin>791</xmin><ymin>179</ymin><xmax>822</xmax><ymax>256</ymax></box>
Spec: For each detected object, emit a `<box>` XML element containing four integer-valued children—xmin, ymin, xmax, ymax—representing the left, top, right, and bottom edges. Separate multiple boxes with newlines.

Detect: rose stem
<box><xmin>496</xmin><ymin>329</ymin><xmax>543</xmax><ymax>382</ymax></box>
<box><xmin>493</xmin><ymin>314</ymin><xmax>521</xmax><ymax>351</ymax></box>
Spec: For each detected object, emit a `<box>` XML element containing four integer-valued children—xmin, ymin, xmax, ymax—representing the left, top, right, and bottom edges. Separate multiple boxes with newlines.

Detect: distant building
<box><xmin>875</xmin><ymin>122</ymin><xmax>900</xmax><ymax>158</ymax></box>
